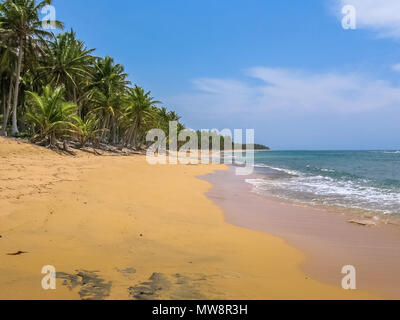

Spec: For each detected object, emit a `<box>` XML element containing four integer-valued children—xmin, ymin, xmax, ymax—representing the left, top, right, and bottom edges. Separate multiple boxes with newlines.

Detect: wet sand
<box><xmin>203</xmin><ymin>166</ymin><xmax>400</xmax><ymax>299</ymax></box>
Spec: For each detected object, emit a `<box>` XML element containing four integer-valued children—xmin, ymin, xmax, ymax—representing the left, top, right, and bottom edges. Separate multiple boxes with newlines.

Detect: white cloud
<box><xmin>337</xmin><ymin>0</ymin><xmax>400</xmax><ymax>39</ymax></box>
<box><xmin>172</xmin><ymin>67</ymin><xmax>400</xmax><ymax>118</ymax></box>
<box><xmin>393</xmin><ymin>63</ymin><xmax>400</xmax><ymax>72</ymax></box>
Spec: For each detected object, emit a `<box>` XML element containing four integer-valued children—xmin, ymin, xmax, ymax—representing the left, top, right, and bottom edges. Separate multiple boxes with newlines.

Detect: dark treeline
<box><xmin>195</xmin><ymin>131</ymin><xmax>269</xmax><ymax>150</ymax></box>
<box><xmin>0</xmin><ymin>0</ymin><xmax>184</xmax><ymax>150</ymax></box>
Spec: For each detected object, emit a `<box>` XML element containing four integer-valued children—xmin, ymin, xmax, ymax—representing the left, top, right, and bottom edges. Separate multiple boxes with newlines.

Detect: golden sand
<box><xmin>0</xmin><ymin>137</ymin><xmax>378</xmax><ymax>299</ymax></box>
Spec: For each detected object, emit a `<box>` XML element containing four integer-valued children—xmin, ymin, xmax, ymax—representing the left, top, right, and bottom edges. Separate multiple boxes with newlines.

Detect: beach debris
<box><xmin>347</xmin><ymin>219</ymin><xmax>376</xmax><ymax>227</ymax></box>
<box><xmin>57</xmin><ymin>270</ymin><xmax>112</xmax><ymax>300</ymax></box>
<box><xmin>6</xmin><ymin>251</ymin><xmax>28</xmax><ymax>256</ymax></box>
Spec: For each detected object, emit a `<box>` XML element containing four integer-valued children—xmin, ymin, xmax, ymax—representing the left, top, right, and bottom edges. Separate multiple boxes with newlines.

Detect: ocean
<box><xmin>245</xmin><ymin>150</ymin><xmax>400</xmax><ymax>218</ymax></box>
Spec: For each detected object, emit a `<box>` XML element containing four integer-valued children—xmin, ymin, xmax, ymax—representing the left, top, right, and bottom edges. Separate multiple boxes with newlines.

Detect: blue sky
<box><xmin>51</xmin><ymin>0</ymin><xmax>400</xmax><ymax>150</ymax></box>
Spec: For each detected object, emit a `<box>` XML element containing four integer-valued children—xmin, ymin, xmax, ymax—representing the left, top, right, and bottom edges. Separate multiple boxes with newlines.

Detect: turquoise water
<box><xmin>245</xmin><ymin>151</ymin><xmax>400</xmax><ymax>216</ymax></box>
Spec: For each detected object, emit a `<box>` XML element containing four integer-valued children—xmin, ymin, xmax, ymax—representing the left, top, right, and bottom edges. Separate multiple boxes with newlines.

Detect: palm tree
<box><xmin>40</xmin><ymin>30</ymin><xmax>95</xmax><ymax>113</ymax></box>
<box><xmin>69</xmin><ymin>114</ymin><xmax>102</xmax><ymax>148</ymax></box>
<box><xmin>25</xmin><ymin>85</ymin><xmax>76</xmax><ymax>147</ymax></box>
<box><xmin>153</xmin><ymin>107</ymin><xmax>181</xmax><ymax>141</ymax></box>
<box><xmin>0</xmin><ymin>1</ymin><xmax>185</xmax><ymax>150</ymax></box>
<box><xmin>122</xmin><ymin>85</ymin><xmax>160</xmax><ymax>148</ymax></box>
<box><xmin>0</xmin><ymin>0</ymin><xmax>63</xmax><ymax>135</ymax></box>
<box><xmin>156</xmin><ymin>107</ymin><xmax>170</xmax><ymax>131</ymax></box>
<box><xmin>90</xmin><ymin>56</ymin><xmax>130</xmax><ymax>143</ymax></box>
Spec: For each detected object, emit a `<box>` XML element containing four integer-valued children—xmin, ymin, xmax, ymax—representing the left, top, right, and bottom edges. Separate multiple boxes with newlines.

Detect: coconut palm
<box><xmin>0</xmin><ymin>1</ymin><xmax>186</xmax><ymax>150</ymax></box>
<box><xmin>25</xmin><ymin>85</ymin><xmax>76</xmax><ymax>147</ymax></box>
<box><xmin>122</xmin><ymin>85</ymin><xmax>161</xmax><ymax>148</ymax></box>
<box><xmin>40</xmin><ymin>30</ymin><xmax>95</xmax><ymax>111</ymax></box>
<box><xmin>69</xmin><ymin>114</ymin><xmax>102</xmax><ymax>148</ymax></box>
<box><xmin>152</xmin><ymin>107</ymin><xmax>182</xmax><ymax>142</ymax></box>
<box><xmin>90</xmin><ymin>56</ymin><xmax>130</xmax><ymax>143</ymax></box>
<box><xmin>0</xmin><ymin>0</ymin><xmax>63</xmax><ymax>135</ymax></box>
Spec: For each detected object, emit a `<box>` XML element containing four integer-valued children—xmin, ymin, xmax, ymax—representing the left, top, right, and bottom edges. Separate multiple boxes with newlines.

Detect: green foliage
<box><xmin>0</xmin><ymin>1</ymin><xmax>193</xmax><ymax>150</ymax></box>
<box><xmin>0</xmin><ymin>0</ymin><xmax>64</xmax><ymax>135</ymax></box>
<box><xmin>69</xmin><ymin>114</ymin><xmax>102</xmax><ymax>148</ymax></box>
<box><xmin>120</xmin><ymin>85</ymin><xmax>161</xmax><ymax>148</ymax></box>
<box><xmin>25</xmin><ymin>85</ymin><xmax>76</xmax><ymax>146</ymax></box>
<box><xmin>39</xmin><ymin>30</ymin><xmax>95</xmax><ymax>104</ymax></box>
<box><xmin>0</xmin><ymin>0</ymin><xmax>62</xmax><ymax>43</ymax></box>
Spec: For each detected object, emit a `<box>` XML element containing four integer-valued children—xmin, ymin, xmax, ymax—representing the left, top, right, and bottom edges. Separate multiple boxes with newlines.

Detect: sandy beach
<box><xmin>0</xmin><ymin>137</ymin><xmax>379</xmax><ymax>299</ymax></box>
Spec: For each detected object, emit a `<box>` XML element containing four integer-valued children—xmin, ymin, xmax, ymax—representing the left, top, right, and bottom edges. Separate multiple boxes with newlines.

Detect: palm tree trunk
<box><xmin>11</xmin><ymin>38</ymin><xmax>24</xmax><ymax>136</ymax></box>
<box><xmin>132</xmin><ymin>129</ymin><xmax>137</xmax><ymax>149</ymax></box>
<box><xmin>101</xmin><ymin>113</ymin><xmax>111</xmax><ymax>143</ymax></box>
<box><xmin>1</xmin><ymin>77</ymin><xmax>14</xmax><ymax>136</ymax></box>
<box><xmin>1</xmin><ymin>89</ymin><xmax>5</xmax><ymax>135</ymax></box>
<box><xmin>132</xmin><ymin>119</ymin><xmax>140</xmax><ymax>149</ymax></box>
<box><xmin>73</xmin><ymin>87</ymin><xmax>80</xmax><ymax>117</ymax></box>
<box><xmin>112</xmin><ymin>123</ymin><xmax>118</xmax><ymax>144</ymax></box>
<box><xmin>129</xmin><ymin>127</ymin><xmax>135</xmax><ymax>147</ymax></box>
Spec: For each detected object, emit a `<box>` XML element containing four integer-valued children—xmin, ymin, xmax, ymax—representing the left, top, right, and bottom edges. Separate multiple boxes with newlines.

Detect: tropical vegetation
<box><xmin>0</xmin><ymin>0</ymin><xmax>184</xmax><ymax>150</ymax></box>
<box><xmin>0</xmin><ymin>0</ymin><xmax>269</xmax><ymax>152</ymax></box>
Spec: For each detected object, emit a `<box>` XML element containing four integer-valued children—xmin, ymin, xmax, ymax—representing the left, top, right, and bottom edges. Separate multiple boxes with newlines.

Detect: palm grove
<box><xmin>0</xmin><ymin>0</ymin><xmax>184</xmax><ymax>149</ymax></box>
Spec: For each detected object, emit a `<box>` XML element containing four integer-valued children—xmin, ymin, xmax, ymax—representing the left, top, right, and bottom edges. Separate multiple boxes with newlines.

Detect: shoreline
<box><xmin>203</xmin><ymin>166</ymin><xmax>400</xmax><ymax>299</ymax></box>
<box><xmin>248</xmin><ymin>168</ymin><xmax>400</xmax><ymax>227</ymax></box>
<box><xmin>0</xmin><ymin>138</ymin><xmax>379</xmax><ymax>299</ymax></box>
